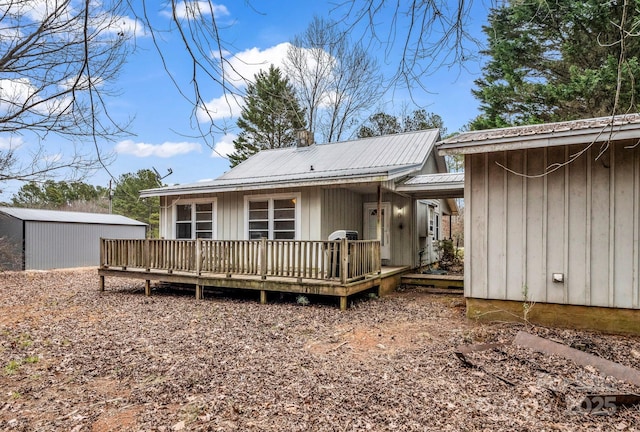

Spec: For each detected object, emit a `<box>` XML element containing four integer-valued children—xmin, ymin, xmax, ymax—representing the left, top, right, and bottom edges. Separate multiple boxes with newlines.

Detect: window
<box><xmin>175</xmin><ymin>201</ymin><xmax>215</xmax><ymax>239</ymax></box>
<box><xmin>428</xmin><ymin>206</ymin><xmax>435</xmax><ymax>235</ymax></box>
<box><xmin>273</xmin><ymin>198</ymin><xmax>296</xmax><ymax>239</ymax></box>
<box><xmin>248</xmin><ymin>200</ymin><xmax>269</xmax><ymax>239</ymax></box>
<box><xmin>246</xmin><ymin>195</ymin><xmax>299</xmax><ymax>240</ymax></box>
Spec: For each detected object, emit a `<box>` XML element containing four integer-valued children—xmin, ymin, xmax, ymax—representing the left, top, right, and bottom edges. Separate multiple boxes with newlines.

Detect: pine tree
<box><xmin>112</xmin><ymin>170</ymin><xmax>161</xmax><ymax>238</ymax></box>
<box><xmin>471</xmin><ymin>0</ymin><xmax>640</xmax><ymax>130</ymax></box>
<box><xmin>229</xmin><ymin>65</ymin><xmax>307</xmax><ymax>167</ymax></box>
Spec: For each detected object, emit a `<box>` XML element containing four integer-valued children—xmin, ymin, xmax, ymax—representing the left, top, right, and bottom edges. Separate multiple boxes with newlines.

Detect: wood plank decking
<box><xmin>98</xmin><ymin>238</ymin><xmax>407</xmax><ymax>310</ymax></box>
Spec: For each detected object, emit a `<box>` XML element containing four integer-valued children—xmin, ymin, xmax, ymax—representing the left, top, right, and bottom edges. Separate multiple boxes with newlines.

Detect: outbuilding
<box><xmin>0</xmin><ymin>207</ymin><xmax>146</xmax><ymax>270</ymax></box>
<box><xmin>438</xmin><ymin>114</ymin><xmax>640</xmax><ymax>334</ymax></box>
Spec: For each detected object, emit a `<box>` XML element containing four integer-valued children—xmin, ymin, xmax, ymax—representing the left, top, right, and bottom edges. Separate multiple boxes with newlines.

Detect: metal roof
<box><xmin>141</xmin><ymin>129</ymin><xmax>441</xmax><ymax>197</ymax></box>
<box><xmin>396</xmin><ymin>172</ymin><xmax>465</xmax><ymax>199</ymax></box>
<box><xmin>0</xmin><ymin>207</ymin><xmax>147</xmax><ymax>226</ymax></box>
<box><xmin>401</xmin><ymin>172</ymin><xmax>464</xmax><ymax>185</ymax></box>
<box><xmin>438</xmin><ymin>114</ymin><xmax>640</xmax><ymax>155</ymax></box>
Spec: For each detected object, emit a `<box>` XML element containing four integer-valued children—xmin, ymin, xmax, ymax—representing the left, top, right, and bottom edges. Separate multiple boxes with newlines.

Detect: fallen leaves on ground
<box><xmin>0</xmin><ymin>269</ymin><xmax>639</xmax><ymax>431</ymax></box>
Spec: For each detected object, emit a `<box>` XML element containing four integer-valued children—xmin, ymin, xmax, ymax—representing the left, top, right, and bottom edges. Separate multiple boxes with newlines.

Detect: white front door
<box><xmin>364</xmin><ymin>202</ymin><xmax>391</xmax><ymax>260</ymax></box>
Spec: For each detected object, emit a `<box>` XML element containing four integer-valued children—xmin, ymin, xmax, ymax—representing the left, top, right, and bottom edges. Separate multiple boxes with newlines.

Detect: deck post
<box><xmin>196</xmin><ymin>238</ymin><xmax>202</xmax><ymax>276</ymax></box>
<box><xmin>260</xmin><ymin>290</ymin><xmax>267</xmax><ymax>304</ymax></box>
<box><xmin>340</xmin><ymin>238</ymin><xmax>348</xmax><ymax>285</ymax></box>
<box><xmin>145</xmin><ymin>280</ymin><xmax>151</xmax><ymax>297</ymax></box>
<box><xmin>340</xmin><ymin>296</ymin><xmax>348</xmax><ymax>311</ymax></box>
<box><xmin>144</xmin><ymin>239</ymin><xmax>150</xmax><ymax>271</ymax></box>
<box><xmin>260</xmin><ymin>238</ymin><xmax>267</xmax><ymax>280</ymax></box>
<box><xmin>195</xmin><ymin>284</ymin><xmax>203</xmax><ymax>300</ymax></box>
<box><xmin>99</xmin><ymin>274</ymin><xmax>105</xmax><ymax>291</ymax></box>
<box><xmin>99</xmin><ymin>238</ymin><xmax>104</xmax><ymax>268</ymax></box>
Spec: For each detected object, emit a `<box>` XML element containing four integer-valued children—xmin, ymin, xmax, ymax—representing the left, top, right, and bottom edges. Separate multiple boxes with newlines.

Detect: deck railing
<box><xmin>100</xmin><ymin>238</ymin><xmax>381</xmax><ymax>284</ymax></box>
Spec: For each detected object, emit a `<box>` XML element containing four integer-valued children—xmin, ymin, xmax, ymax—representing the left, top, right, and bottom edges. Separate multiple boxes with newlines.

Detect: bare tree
<box><xmin>330</xmin><ymin>0</ymin><xmax>479</xmax><ymax>92</ymax></box>
<box><xmin>0</xmin><ymin>0</ymin><xmax>131</xmax><ymax>183</ymax></box>
<box><xmin>130</xmin><ymin>0</ymin><xmax>245</xmax><ymax>151</ymax></box>
<box><xmin>284</xmin><ymin>16</ymin><xmax>381</xmax><ymax>142</ymax></box>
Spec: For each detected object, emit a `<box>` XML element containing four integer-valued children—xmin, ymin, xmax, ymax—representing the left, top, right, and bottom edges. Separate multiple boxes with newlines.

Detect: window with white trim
<box><xmin>247</xmin><ymin>196</ymin><xmax>298</xmax><ymax>240</ymax></box>
<box><xmin>175</xmin><ymin>201</ymin><xmax>215</xmax><ymax>239</ymax></box>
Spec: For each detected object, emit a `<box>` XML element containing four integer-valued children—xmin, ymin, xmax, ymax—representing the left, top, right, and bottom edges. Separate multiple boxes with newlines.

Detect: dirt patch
<box><xmin>1</xmin><ymin>269</ymin><xmax>639</xmax><ymax>431</ymax></box>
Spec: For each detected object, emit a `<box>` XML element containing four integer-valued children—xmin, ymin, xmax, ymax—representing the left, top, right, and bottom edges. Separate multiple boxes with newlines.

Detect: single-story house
<box><xmin>438</xmin><ymin>114</ymin><xmax>640</xmax><ymax>334</ymax></box>
<box><xmin>0</xmin><ymin>207</ymin><xmax>146</xmax><ymax>270</ymax></box>
<box><xmin>141</xmin><ymin>129</ymin><xmax>462</xmax><ymax>269</ymax></box>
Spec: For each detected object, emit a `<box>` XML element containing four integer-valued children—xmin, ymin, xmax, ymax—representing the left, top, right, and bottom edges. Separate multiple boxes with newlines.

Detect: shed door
<box><xmin>363</xmin><ymin>202</ymin><xmax>391</xmax><ymax>260</ymax></box>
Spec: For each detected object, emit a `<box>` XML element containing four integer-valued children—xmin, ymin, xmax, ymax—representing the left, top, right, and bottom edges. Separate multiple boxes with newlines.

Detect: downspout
<box><xmin>376</xmin><ymin>185</ymin><xmax>382</xmax><ymax>241</ymax></box>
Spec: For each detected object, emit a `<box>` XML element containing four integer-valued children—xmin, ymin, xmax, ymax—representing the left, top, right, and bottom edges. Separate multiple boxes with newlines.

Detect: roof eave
<box><xmin>438</xmin><ymin>123</ymin><xmax>640</xmax><ymax>155</ymax></box>
<box><xmin>141</xmin><ymin>173</ymin><xmax>393</xmax><ymax>198</ymax></box>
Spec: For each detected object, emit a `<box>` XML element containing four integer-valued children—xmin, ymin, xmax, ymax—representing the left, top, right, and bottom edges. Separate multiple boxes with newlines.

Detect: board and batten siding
<box><xmin>320</xmin><ymin>188</ymin><xmax>363</xmax><ymax>240</ymax></box>
<box><xmin>161</xmin><ymin>188</ymin><xmax>322</xmax><ymax>240</ymax></box>
<box><xmin>466</xmin><ymin>140</ymin><xmax>640</xmax><ymax>310</ymax></box>
<box><xmin>360</xmin><ymin>191</ymin><xmax>414</xmax><ymax>266</ymax></box>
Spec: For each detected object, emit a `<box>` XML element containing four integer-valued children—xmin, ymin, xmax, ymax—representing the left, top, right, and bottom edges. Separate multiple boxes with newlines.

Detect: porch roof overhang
<box><xmin>396</xmin><ymin>172</ymin><xmax>465</xmax><ymax>199</ymax></box>
<box><xmin>140</xmin><ymin>164</ymin><xmax>421</xmax><ymax>198</ymax></box>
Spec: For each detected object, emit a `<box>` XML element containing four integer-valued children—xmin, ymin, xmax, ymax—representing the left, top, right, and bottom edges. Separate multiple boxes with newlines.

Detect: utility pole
<box><xmin>108</xmin><ymin>180</ymin><xmax>113</xmax><ymax>214</ymax></box>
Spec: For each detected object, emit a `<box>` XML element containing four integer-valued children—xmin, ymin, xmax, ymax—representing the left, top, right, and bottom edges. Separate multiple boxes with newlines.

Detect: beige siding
<box><xmin>163</xmin><ymin>188</ymin><xmax>322</xmax><ymax>241</ymax></box>
<box><xmin>321</xmin><ymin>188</ymin><xmax>363</xmax><ymax>239</ymax></box>
<box><xmin>361</xmin><ymin>191</ymin><xmax>417</xmax><ymax>267</ymax></box>
<box><xmin>466</xmin><ymin>141</ymin><xmax>640</xmax><ymax>309</ymax></box>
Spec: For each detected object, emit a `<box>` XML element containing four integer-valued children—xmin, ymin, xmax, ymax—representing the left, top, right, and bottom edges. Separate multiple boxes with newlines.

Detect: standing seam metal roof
<box><xmin>141</xmin><ymin>129</ymin><xmax>441</xmax><ymax>196</ymax></box>
<box><xmin>0</xmin><ymin>207</ymin><xmax>147</xmax><ymax>225</ymax></box>
<box><xmin>219</xmin><ymin>129</ymin><xmax>440</xmax><ymax>181</ymax></box>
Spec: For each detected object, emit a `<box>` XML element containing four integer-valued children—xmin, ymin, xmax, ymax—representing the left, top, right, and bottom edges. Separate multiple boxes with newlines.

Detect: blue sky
<box><xmin>1</xmin><ymin>1</ymin><xmax>491</xmax><ymax>200</ymax></box>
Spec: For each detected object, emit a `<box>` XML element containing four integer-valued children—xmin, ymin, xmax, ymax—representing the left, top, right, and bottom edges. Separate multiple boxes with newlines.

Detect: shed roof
<box><xmin>396</xmin><ymin>172</ymin><xmax>465</xmax><ymax>200</ymax></box>
<box><xmin>0</xmin><ymin>207</ymin><xmax>147</xmax><ymax>226</ymax></box>
<box><xmin>141</xmin><ymin>129</ymin><xmax>442</xmax><ymax>197</ymax></box>
<box><xmin>438</xmin><ymin>114</ymin><xmax>640</xmax><ymax>155</ymax></box>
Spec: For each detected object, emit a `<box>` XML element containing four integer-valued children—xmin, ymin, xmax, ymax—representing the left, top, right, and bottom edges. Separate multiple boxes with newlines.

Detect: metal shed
<box><xmin>0</xmin><ymin>207</ymin><xmax>146</xmax><ymax>270</ymax></box>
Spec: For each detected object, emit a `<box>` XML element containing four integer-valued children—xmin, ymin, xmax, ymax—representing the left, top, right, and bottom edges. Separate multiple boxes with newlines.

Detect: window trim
<box><xmin>244</xmin><ymin>193</ymin><xmax>301</xmax><ymax>240</ymax></box>
<box><xmin>172</xmin><ymin>198</ymin><xmax>217</xmax><ymax>240</ymax></box>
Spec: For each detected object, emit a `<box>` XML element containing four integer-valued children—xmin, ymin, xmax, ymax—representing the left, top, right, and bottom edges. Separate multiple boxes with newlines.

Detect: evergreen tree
<box><xmin>112</xmin><ymin>170</ymin><xmax>161</xmax><ymax>238</ymax></box>
<box><xmin>229</xmin><ymin>65</ymin><xmax>307</xmax><ymax>167</ymax></box>
<box><xmin>471</xmin><ymin>0</ymin><xmax>640</xmax><ymax>130</ymax></box>
<box><xmin>11</xmin><ymin>181</ymin><xmax>107</xmax><ymax>210</ymax></box>
<box><xmin>357</xmin><ymin>109</ymin><xmax>446</xmax><ymax>138</ymax></box>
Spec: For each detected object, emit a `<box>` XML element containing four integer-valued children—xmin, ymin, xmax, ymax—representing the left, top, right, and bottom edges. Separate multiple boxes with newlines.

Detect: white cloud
<box><xmin>197</xmin><ymin>43</ymin><xmax>291</xmax><ymax>123</ymax></box>
<box><xmin>115</xmin><ymin>140</ymin><xmax>202</xmax><ymax>158</ymax></box>
<box><xmin>163</xmin><ymin>2</ymin><xmax>230</xmax><ymax>20</ymax></box>
<box><xmin>211</xmin><ymin>133</ymin><xmax>236</xmax><ymax>158</ymax></box>
<box><xmin>197</xmin><ymin>94</ymin><xmax>243</xmax><ymax>122</ymax></box>
<box><xmin>0</xmin><ymin>136</ymin><xmax>24</xmax><ymax>150</ymax></box>
<box><xmin>0</xmin><ymin>78</ymin><xmax>68</xmax><ymax>117</ymax></box>
<box><xmin>224</xmin><ymin>42</ymin><xmax>291</xmax><ymax>86</ymax></box>
<box><xmin>106</xmin><ymin>15</ymin><xmax>146</xmax><ymax>38</ymax></box>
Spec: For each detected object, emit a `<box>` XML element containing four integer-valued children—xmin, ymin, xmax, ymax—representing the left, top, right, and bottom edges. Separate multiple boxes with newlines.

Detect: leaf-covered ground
<box><xmin>1</xmin><ymin>268</ymin><xmax>639</xmax><ymax>431</ymax></box>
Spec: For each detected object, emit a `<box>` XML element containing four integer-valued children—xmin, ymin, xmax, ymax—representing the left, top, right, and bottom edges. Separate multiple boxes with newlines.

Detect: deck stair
<box><xmin>401</xmin><ymin>273</ymin><xmax>464</xmax><ymax>294</ymax></box>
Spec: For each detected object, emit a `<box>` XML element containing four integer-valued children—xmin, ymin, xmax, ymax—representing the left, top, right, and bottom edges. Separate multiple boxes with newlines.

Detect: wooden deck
<box><xmin>98</xmin><ymin>238</ymin><xmax>407</xmax><ymax>310</ymax></box>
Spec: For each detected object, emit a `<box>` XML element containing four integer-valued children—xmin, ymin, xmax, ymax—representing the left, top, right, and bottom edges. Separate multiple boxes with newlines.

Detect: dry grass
<box><xmin>0</xmin><ymin>269</ymin><xmax>639</xmax><ymax>431</ymax></box>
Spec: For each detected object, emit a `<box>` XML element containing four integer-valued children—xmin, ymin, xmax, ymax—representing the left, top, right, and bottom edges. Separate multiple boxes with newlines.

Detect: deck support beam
<box><xmin>195</xmin><ymin>284</ymin><xmax>203</xmax><ymax>300</ymax></box>
<box><xmin>99</xmin><ymin>275</ymin><xmax>105</xmax><ymax>292</ymax></box>
<box><xmin>145</xmin><ymin>280</ymin><xmax>151</xmax><ymax>296</ymax></box>
<box><xmin>340</xmin><ymin>296</ymin><xmax>348</xmax><ymax>311</ymax></box>
<box><xmin>260</xmin><ymin>290</ymin><xmax>267</xmax><ymax>304</ymax></box>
